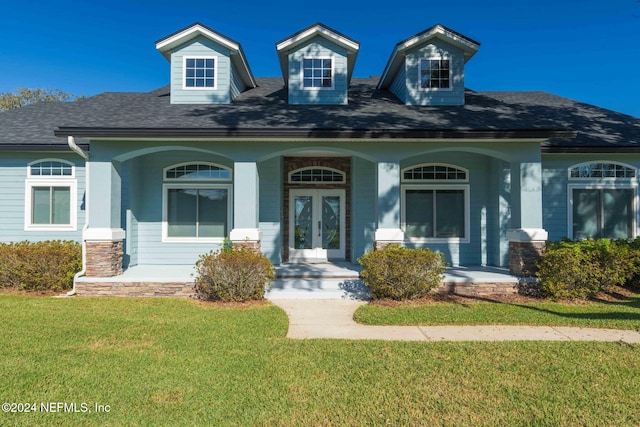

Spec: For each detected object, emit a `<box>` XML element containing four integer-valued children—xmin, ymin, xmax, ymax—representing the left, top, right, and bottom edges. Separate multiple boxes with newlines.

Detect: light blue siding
<box><xmin>230</xmin><ymin>65</ymin><xmax>246</xmax><ymax>101</ymax></box>
<box><xmin>389</xmin><ymin>65</ymin><xmax>407</xmax><ymax>104</ymax></box>
<box><xmin>351</xmin><ymin>157</ymin><xmax>376</xmax><ymax>262</ymax></box>
<box><xmin>400</xmin><ymin>152</ymin><xmax>497</xmax><ymax>266</ymax></box>
<box><xmin>169</xmin><ymin>36</ymin><xmax>232</xmax><ymax>104</ymax></box>
<box><xmin>0</xmin><ymin>153</ymin><xmax>85</xmax><ymax>243</ymax></box>
<box><xmin>123</xmin><ymin>151</ymin><xmax>233</xmax><ymax>265</ymax></box>
<box><xmin>258</xmin><ymin>157</ymin><xmax>282</xmax><ymax>264</ymax></box>
<box><xmin>287</xmin><ymin>38</ymin><xmax>348</xmax><ymax>105</ymax></box>
<box><xmin>541</xmin><ymin>154</ymin><xmax>640</xmax><ymax>242</ymax></box>
<box><xmin>404</xmin><ymin>39</ymin><xmax>465</xmax><ymax>106</ymax></box>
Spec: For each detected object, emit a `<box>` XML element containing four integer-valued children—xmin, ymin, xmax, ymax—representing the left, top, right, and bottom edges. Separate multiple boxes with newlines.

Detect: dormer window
<box><xmin>184</xmin><ymin>57</ymin><xmax>216</xmax><ymax>89</ymax></box>
<box><xmin>420</xmin><ymin>58</ymin><xmax>450</xmax><ymax>90</ymax></box>
<box><xmin>303</xmin><ymin>58</ymin><xmax>333</xmax><ymax>89</ymax></box>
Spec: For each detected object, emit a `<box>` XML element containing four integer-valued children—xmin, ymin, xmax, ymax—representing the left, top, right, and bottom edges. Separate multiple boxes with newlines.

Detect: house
<box><xmin>1</xmin><ymin>22</ymin><xmax>639</xmax><ymax>297</ymax></box>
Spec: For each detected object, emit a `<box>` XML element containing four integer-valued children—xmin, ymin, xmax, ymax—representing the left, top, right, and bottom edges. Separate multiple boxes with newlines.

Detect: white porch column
<box><xmin>230</xmin><ymin>161</ymin><xmax>262</xmax><ymax>249</ymax></box>
<box><xmin>508</xmin><ymin>158</ymin><xmax>547</xmax><ymax>276</ymax></box>
<box><xmin>85</xmin><ymin>161</ymin><xmax>125</xmax><ymax>277</ymax></box>
<box><xmin>374</xmin><ymin>161</ymin><xmax>404</xmax><ymax>249</ymax></box>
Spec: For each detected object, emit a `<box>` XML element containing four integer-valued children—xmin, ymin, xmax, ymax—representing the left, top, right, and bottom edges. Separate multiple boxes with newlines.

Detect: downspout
<box><xmin>67</xmin><ymin>136</ymin><xmax>89</xmax><ymax>296</ymax></box>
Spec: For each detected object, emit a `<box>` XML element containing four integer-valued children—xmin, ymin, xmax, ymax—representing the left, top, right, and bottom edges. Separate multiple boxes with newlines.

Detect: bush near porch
<box><xmin>193</xmin><ymin>244</ymin><xmax>275</xmax><ymax>302</ymax></box>
<box><xmin>0</xmin><ymin>240</ymin><xmax>81</xmax><ymax>292</ymax></box>
<box><xmin>536</xmin><ymin>238</ymin><xmax>640</xmax><ymax>300</ymax></box>
<box><xmin>358</xmin><ymin>245</ymin><xmax>447</xmax><ymax>300</ymax></box>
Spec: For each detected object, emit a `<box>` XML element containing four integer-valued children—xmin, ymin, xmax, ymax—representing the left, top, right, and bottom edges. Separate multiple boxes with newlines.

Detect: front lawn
<box><xmin>354</xmin><ymin>288</ymin><xmax>640</xmax><ymax>330</ymax></box>
<box><xmin>1</xmin><ymin>294</ymin><xmax>639</xmax><ymax>426</ymax></box>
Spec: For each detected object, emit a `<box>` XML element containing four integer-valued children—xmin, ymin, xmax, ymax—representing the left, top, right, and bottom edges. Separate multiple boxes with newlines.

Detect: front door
<box><xmin>289</xmin><ymin>189</ymin><xmax>345</xmax><ymax>261</ymax></box>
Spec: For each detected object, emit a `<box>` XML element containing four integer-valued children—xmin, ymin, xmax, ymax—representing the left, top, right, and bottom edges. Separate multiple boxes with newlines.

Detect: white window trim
<box><xmin>27</xmin><ymin>158</ymin><xmax>75</xmax><ymax>178</ymax></box>
<box><xmin>24</xmin><ymin>178</ymin><xmax>77</xmax><ymax>231</ymax></box>
<box><xmin>567</xmin><ymin>182</ymin><xmax>638</xmax><ymax>240</ymax></box>
<box><xmin>568</xmin><ymin>161</ymin><xmax>637</xmax><ymax>180</ymax></box>
<box><xmin>401</xmin><ymin>184</ymin><xmax>470</xmax><ymax>244</ymax></box>
<box><xmin>182</xmin><ymin>56</ymin><xmax>217</xmax><ymax>91</ymax></box>
<box><xmin>401</xmin><ymin>163</ymin><xmax>468</xmax><ymax>183</ymax></box>
<box><xmin>163</xmin><ymin>162</ymin><xmax>231</xmax><ymax>181</ymax></box>
<box><xmin>288</xmin><ymin>166</ymin><xmax>345</xmax><ymax>184</ymax></box>
<box><xmin>301</xmin><ymin>56</ymin><xmax>335</xmax><ymax>90</ymax></box>
<box><xmin>162</xmin><ymin>183</ymin><xmax>233</xmax><ymax>243</ymax></box>
<box><xmin>418</xmin><ymin>57</ymin><xmax>453</xmax><ymax>92</ymax></box>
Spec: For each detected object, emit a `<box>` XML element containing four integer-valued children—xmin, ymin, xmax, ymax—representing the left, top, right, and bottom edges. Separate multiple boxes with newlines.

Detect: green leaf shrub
<box><xmin>358</xmin><ymin>245</ymin><xmax>447</xmax><ymax>300</ymax></box>
<box><xmin>536</xmin><ymin>239</ymin><xmax>635</xmax><ymax>300</ymax></box>
<box><xmin>194</xmin><ymin>246</ymin><xmax>275</xmax><ymax>302</ymax></box>
<box><xmin>0</xmin><ymin>240</ymin><xmax>82</xmax><ymax>291</ymax></box>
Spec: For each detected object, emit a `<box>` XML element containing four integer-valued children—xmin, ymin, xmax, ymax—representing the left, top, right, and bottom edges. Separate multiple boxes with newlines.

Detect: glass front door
<box><xmin>289</xmin><ymin>189</ymin><xmax>345</xmax><ymax>261</ymax></box>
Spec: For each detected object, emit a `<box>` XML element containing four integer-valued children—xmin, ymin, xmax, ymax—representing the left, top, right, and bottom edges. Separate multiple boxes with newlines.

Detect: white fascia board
<box><xmin>276</xmin><ymin>25</ymin><xmax>360</xmax><ymax>53</ymax></box>
<box><xmin>156</xmin><ymin>25</ymin><xmax>240</xmax><ymax>57</ymax></box>
<box><xmin>378</xmin><ymin>25</ymin><xmax>479</xmax><ymax>89</ymax></box>
<box><xmin>396</xmin><ymin>25</ymin><xmax>479</xmax><ymax>54</ymax></box>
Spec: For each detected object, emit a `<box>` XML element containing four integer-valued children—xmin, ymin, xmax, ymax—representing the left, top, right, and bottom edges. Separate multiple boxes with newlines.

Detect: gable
<box><xmin>378</xmin><ymin>24</ymin><xmax>479</xmax><ymax>106</ymax></box>
<box><xmin>156</xmin><ymin>22</ymin><xmax>256</xmax><ymax>105</ymax></box>
<box><xmin>169</xmin><ymin>36</ymin><xmax>233</xmax><ymax>104</ymax></box>
<box><xmin>276</xmin><ymin>23</ymin><xmax>359</xmax><ymax>105</ymax></box>
<box><xmin>287</xmin><ymin>37</ymin><xmax>349</xmax><ymax>105</ymax></box>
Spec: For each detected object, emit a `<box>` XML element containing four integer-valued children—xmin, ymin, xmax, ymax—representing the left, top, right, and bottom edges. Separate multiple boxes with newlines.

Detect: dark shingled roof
<box><xmin>2</xmin><ymin>77</ymin><xmax>640</xmax><ymax>152</ymax></box>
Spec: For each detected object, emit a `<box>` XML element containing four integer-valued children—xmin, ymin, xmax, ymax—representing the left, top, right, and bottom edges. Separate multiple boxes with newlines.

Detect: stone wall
<box><xmin>438</xmin><ymin>282</ymin><xmax>518</xmax><ymax>296</ymax></box>
<box><xmin>85</xmin><ymin>241</ymin><xmax>123</xmax><ymax>277</ymax></box>
<box><xmin>76</xmin><ymin>281</ymin><xmax>194</xmax><ymax>297</ymax></box>
<box><xmin>509</xmin><ymin>241</ymin><xmax>545</xmax><ymax>277</ymax></box>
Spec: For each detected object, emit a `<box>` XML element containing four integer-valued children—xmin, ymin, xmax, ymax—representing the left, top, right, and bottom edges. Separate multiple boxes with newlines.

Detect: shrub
<box><xmin>193</xmin><ymin>246</ymin><xmax>275</xmax><ymax>302</ymax></box>
<box><xmin>536</xmin><ymin>239</ymin><xmax>634</xmax><ymax>300</ymax></box>
<box><xmin>358</xmin><ymin>245</ymin><xmax>447</xmax><ymax>300</ymax></box>
<box><xmin>0</xmin><ymin>240</ymin><xmax>82</xmax><ymax>291</ymax></box>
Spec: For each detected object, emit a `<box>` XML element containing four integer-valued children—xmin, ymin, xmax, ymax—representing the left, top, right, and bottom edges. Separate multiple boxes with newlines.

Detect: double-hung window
<box><xmin>162</xmin><ymin>162</ymin><xmax>231</xmax><ymax>242</ymax></box>
<box><xmin>401</xmin><ymin>164</ymin><xmax>469</xmax><ymax>242</ymax></box>
<box><xmin>419</xmin><ymin>58</ymin><xmax>451</xmax><ymax>90</ymax></box>
<box><xmin>302</xmin><ymin>58</ymin><xmax>333</xmax><ymax>89</ymax></box>
<box><xmin>184</xmin><ymin>57</ymin><xmax>216</xmax><ymax>89</ymax></box>
<box><xmin>25</xmin><ymin>160</ymin><xmax>77</xmax><ymax>231</ymax></box>
<box><xmin>568</xmin><ymin>162</ymin><xmax>637</xmax><ymax>239</ymax></box>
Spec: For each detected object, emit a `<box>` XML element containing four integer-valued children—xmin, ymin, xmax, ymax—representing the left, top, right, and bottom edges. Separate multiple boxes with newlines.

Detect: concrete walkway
<box><xmin>270</xmin><ymin>299</ymin><xmax>640</xmax><ymax>343</ymax></box>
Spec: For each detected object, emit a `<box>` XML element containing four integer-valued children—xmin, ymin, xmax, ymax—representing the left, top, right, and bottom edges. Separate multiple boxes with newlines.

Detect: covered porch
<box><xmin>74</xmin><ymin>263</ymin><xmax>529</xmax><ymax>299</ymax></box>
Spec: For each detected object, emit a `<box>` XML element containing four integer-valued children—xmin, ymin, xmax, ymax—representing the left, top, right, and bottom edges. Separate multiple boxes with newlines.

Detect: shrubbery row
<box><xmin>536</xmin><ymin>238</ymin><xmax>640</xmax><ymax>299</ymax></box>
<box><xmin>358</xmin><ymin>245</ymin><xmax>447</xmax><ymax>300</ymax></box>
<box><xmin>0</xmin><ymin>240</ymin><xmax>82</xmax><ymax>291</ymax></box>
<box><xmin>193</xmin><ymin>244</ymin><xmax>275</xmax><ymax>302</ymax></box>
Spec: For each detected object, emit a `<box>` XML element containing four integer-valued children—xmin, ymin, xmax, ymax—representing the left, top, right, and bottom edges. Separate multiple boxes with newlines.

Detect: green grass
<box><xmin>354</xmin><ymin>291</ymin><xmax>640</xmax><ymax>330</ymax></box>
<box><xmin>1</xmin><ymin>294</ymin><xmax>639</xmax><ymax>426</ymax></box>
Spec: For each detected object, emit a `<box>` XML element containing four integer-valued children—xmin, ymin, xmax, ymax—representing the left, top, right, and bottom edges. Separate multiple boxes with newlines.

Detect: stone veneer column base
<box><xmin>85</xmin><ymin>241</ymin><xmax>124</xmax><ymax>277</ymax></box>
<box><xmin>507</xmin><ymin>228</ymin><xmax>548</xmax><ymax>277</ymax></box>
<box><xmin>230</xmin><ymin>228</ymin><xmax>262</xmax><ymax>252</ymax></box>
<box><xmin>231</xmin><ymin>240</ymin><xmax>261</xmax><ymax>251</ymax></box>
<box><xmin>374</xmin><ymin>228</ymin><xmax>404</xmax><ymax>251</ymax></box>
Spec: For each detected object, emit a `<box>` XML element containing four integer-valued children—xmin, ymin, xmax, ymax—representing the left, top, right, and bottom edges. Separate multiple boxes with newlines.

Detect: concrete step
<box><xmin>266</xmin><ymin>277</ymin><xmax>369</xmax><ymax>300</ymax></box>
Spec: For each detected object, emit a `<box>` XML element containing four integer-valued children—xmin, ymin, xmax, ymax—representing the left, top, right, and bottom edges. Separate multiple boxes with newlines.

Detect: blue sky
<box><xmin>1</xmin><ymin>0</ymin><xmax>639</xmax><ymax>117</ymax></box>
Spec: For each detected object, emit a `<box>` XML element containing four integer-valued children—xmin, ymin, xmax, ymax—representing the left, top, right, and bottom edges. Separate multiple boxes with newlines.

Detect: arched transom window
<box><xmin>401</xmin><ymin>163</ymin><xmax>470</xmax><ymax>242</ymax></box>
<box><xmin>289</xmin><ymin>167</ymin><xmax>345</xmax><ymax>183</ymax></box>
<box><xmin>402</xmin><ymin>163</ymin><xmax>468</xmax><ymax>182</ymax></box>
<box><xmin>164</xmin><ymin>162</ymin><xmax>231</xmax><ymax>180</ymax></box>
<box><xmin>29</xmin><ymin>159</ymin><xmax>74</xmax><ymax>177</ymax></box>
<box><xmin>163</xmin><ymin>162</ymin><xmax>232</xmax><ymax>242</ymax></box>
<box><xmin>568</xmin><ymin>161</ymin><xmax>638</xmax><ymax>240</ymax></box>
<box><xmin>25</xmin><ymin>159</ymin><xmax>76</xmax><ymax>230</ymax></box>
<box><xmin>569</xmin><ymin>162</ymin><xmax>636</xmax><ymax>179</ymax></box>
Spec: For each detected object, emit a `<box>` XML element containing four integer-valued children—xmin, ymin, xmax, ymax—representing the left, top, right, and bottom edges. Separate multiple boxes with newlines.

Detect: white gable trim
<box><xmin>156</xmin><ymin>24</ymin><xmax>239</xmax><ymax>54</ymax></box>
<box><xmin>276</xmin><ymin>24</ymin><xmax>360</xmax><ymax>52</ymax></box>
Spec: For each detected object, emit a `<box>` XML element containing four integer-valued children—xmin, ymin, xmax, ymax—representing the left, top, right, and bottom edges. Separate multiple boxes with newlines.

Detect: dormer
<box><xmin>156</xmin><ymin>23</ymin><xmax>256</xmax><ymax>104</ymax></box>
<box><xmin>377</xmin><ymin>25</ymin><xmax>479</xmax><ymax>106</ymax></box>
<box><xmin>276</xmin><ymin>23</ymin><xmax>360</xmax><ymax>105</ymax></box>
